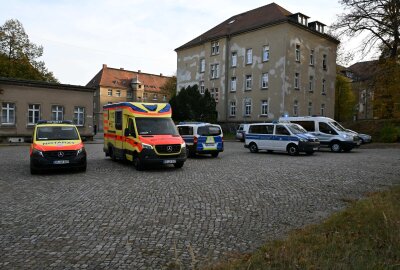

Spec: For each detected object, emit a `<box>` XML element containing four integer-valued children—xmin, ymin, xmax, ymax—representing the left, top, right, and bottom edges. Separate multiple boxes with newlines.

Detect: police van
<box><xmin>244</xmin><ymin>122</ymin><xmax>319</xmax><ymax>155</ymax></box>
<box><xmin>279</xmin><ymin>116</ymin><xmax>360</xmax><ymax>152</ymax></box>
<box><xmin>177</xmin><ymin>122</ymin><xmax>223</xmax><ymax>157</ymax></box>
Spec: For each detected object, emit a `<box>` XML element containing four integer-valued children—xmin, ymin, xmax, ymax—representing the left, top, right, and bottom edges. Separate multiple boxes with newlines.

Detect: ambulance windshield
<box><xmin>36</xmin><ymin>126</ymin><xmax>80</xmax><ymax>141</ymax></box>
<box><xmin>136</xmin><ymin>118</ymin><xmax>179</xmax><ymax>135</ymax></box>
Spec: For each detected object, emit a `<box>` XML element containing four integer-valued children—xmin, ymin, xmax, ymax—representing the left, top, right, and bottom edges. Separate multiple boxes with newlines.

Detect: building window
<box><xmin>210</xmin><ymin>88</ymin><xmax>219</xmax><ymax>103</ymax></box>
<box><xmin>163</xmin><ymin>95</ymin><xmax>167</xmax><ymax>102</ymax></box>
<box><xmin>308</xmin><ymin>102</ymin><xmax>313</xmax><ymax>116</ymax></box>
<box><xmin>1</xmin><ymin>102</ymin><xmax>15</xmax><ymax>125</ymax></box>
<box><xmin>143</xmin><ymin>93</ymin><xmax>148</xmax><ymax>101</ymax></box>
<box><xmin>294</xmin><ymin>72</ymin><xmax>300</xmax><ymax>89</ymax></box>
<box><xmin>107</xmin><ymin>89</ymin><xmax>112</xmax><ymax>96</ymax></box>
<box><xmin>244</xmin><ymin>99</ymin><xmax>252</xmax><ymax>116</ymax></box>
<box><xmin>261</xmin><ymin>73</ymin><xmax>269</xmax><ymax>89</ymax></box>
<box><xmin>293</xmin><ymin>100</ymin><xmax>299</xmax><ymax>116</ymax></box>
<box><xmin>116</xmin><ymin>90</ymin><xmax>121</xmax><ymax>97</ymax></box>
<box><xmin>230</xmin><ymin>101</ymin><xmax>236</xmax><ymax>117</ymax></box>
<box><xmin>322</xmin><ymin>79</ymin><xmax>326</xmax><ymax>95</ymax></box>
<box><xmin>200</xmin><ymin>59</ymin><xmax>205</xmax><ymax>73</ymax></box>
<box><xmin>246</xmin><ymin>48</ymin><xmax>253</xmax><ymax>64</ymax></box>
<box><xmin>210</xmin><ymin>64</ymin><xmax>219</xmax><ymax>79</ymax></box>
<box><xmin>245</xmin><ymin>75</ymin><xmax>252</xmax><ymax>90</ymax></box>
<box><xmin>261</xmin><ymin>100</ymin><xmax>268</xmax><ymax>116</ymax></box>
<box><xmin>323</xmin><ymin>54</ymin><xmax>327</xmax><ymax>70</ymax></box>
<box><xmin>262</xmin><ymin>45</ymin><xmax>270</xmax><ymax>62</ymax></box>
<box><xmin>309</xmin><ymin>76</ymin><xmax>314</xmax><ymax>92</ymax></box>
<box><xmin>211</xmin><ymin>41</ymin><xmax>219</xmax><ymax>55</ymax></box>
<box><xmin>153</xmin><ymin>94</ymin><xmax>158</xmax><ymax>101</ymax></box>
<box><xmin>51</xmin><ymin>105</ymin><xmax>64</xmax><ymax>121</ymax></box>
<box><xmin>127</xmin><ymin>91</ymin><xmax>133</xmax><ymax>98</ymax></box>
<box><xmin>74</xmin><ymin>107</ymin><xmax>85</xmax><ymax>126</ymax></box>
<box><xmin>230</xmin><ymin>77</ymin><xmax>237</xmax><ymax>92</ymax></box>
<box><xmin>310</xmin><ymin>49</ymin><xmax>315</xmax><ymax>65</ymax></box>
<box><xmin>28</xmin><ymin>104</ymin><xmax>40</xmax><ymax>125</ymax></box>
<box><xmin>231</xmin><ymin>52</ymin><xmax>237</xmax><ymax>67</ymax></box>
<box><xmin>200</xmin><ymin>81</ymin><xmax>205</xmax><ymax>94</ymax></box>
<box><xmin>321</xmin><ymin>104</ymin><xmax>325</xmax><ymax>116</ymax></box>
<box><xmin>295</xmin><ymin>44</ymin><xmax>300</xmax><ymax>62</ymax></box>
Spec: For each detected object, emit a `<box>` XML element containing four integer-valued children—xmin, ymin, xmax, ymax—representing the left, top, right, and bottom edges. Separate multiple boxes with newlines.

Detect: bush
<box><xmin>379</xmin><ymin>123</ymin><xmax>400</xmax><ymax>142</ymax></box>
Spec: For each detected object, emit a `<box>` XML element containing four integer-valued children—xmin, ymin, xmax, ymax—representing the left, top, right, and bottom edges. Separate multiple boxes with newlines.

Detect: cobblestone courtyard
<box><xmin>1</xmin><ymin>142</ymin><xmax>399</xmax><ymax>269</ymax></box>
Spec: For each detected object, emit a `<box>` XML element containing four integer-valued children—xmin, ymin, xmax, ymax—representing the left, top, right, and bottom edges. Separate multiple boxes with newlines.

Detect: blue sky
<box><xmin>1</xmin><ymin>0</ymin><xmax>347</xmax><ymax>85</ymax></box>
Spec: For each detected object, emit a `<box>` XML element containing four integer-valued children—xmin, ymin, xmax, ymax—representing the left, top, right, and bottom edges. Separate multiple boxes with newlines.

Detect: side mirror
<box><xmin>124</xmin><ymin>128</ymin><xmax>130</xmax><ymax>137</ymax></box>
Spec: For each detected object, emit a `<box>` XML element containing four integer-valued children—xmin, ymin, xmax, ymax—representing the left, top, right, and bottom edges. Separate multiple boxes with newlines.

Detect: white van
<box><xmin>235</xmin><ymin>123</ymin><xmax>250</xmax><ymax>141</ymax></box>
<box><xmin>244</xmin><ymin>123</ymin><xmax>320</xmax><ymax>155</ymax></box>
<box><xmin>279</xmin><ymin>116</ymin><xmax>360</xmax><ymax>152</ymax></box>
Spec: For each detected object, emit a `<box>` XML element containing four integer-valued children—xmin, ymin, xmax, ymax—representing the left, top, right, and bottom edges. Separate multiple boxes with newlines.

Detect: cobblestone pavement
<box><xmin>0</xmin><ymin>142</ymin><xmax>399</xmax><ymax>269</ymax></box>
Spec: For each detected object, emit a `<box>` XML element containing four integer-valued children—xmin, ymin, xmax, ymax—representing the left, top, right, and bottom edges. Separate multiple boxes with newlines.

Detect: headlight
<box><xmin>141</xmin><ymin>143</ymin><xmax>153</xmax><ymax>149</ymax></box>
<box><xmin>76</xmin><ymin>147</ymin><xmax>85</xmax><ymax>156</ymax></box>
<box><xmin>32</xmin><ymin>148</ymin><xmax>44</xmax><ymax>157</ymax></box>
<box><xmin>299</xmin><ymin>138</ymin><xmax>307</xmax><ymax>142</ymax></box>
<box><xmin>181</xmin><ymin>142</ymin><xmax>186</xmax><ymax>148</ymax></box>
<box><xmin>342</xmin><ymin>134</ymin><xmax>351</xmax><ymax>139</ymax></box>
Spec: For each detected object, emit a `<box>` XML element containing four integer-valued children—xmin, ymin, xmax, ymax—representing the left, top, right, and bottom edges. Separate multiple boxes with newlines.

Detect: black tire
<box><xmin>305</xmin><ymin>151</ymin><xmax>314</xmax><ymax>155</ymax></box>
<box><xmin>249</xmin><ymin>143</ymin><xmax>258</xmax><ymax>153</ymax></box>
<box><xmin>80</xmin><ymin>164</ymin><xmax>87</xmax><ymax>172</ymax></box>
<box><xmin>211</xmin><ymin>152</ymin><xmax>219</xmax><ymax>158</ymax></box>
<box><xmin>30</xmin><ymin>166</ymin><xmax>39</xmax><ymax>175</ymax></box>
<box><xmin>133</xmin><ymin>156</ymin><xmax>144</xmax><ymax>171</ymax></box>
<box><xmin>109</xmin><ymin>146</ymin><xmax>117</xmax><ymax>161</ymax></box>
<box><xmin>174</xmin><ymin>162</ymin><xmax>184</xmax><ymax>168</ymax></box>
<box><xmin>287</xmin><ymin>144</ymin><xmax>299</xmax><ymax>156</ymax></box>
<box><xmin>330</xmin><ymin>142</ymin><xmax>342</xmax><ymax>153</ymax></box>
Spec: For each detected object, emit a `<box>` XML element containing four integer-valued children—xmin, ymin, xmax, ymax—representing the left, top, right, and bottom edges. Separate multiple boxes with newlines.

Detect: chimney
<box><xmin>120</xmin><ymin>68</ymin><xmax>124</xmax><ymax>70</ymax></box>
<box><xmin>102</xmin><ymin>64</ymin><xmax>107</xmax><ymax>69</ymax></box>
<box><xmin>160</xmin><ymin>73</ymin><xmax>163</xmax><ymax>76</ymax></box>
<box><xmin>138</xmin><ymin>70</ymin><xmax>141</xmax><ymax>73</ymax></box>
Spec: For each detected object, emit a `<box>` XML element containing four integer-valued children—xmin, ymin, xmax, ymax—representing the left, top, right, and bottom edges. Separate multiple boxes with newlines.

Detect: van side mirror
<box><xmin>124</xmin><ymin>128</ymin><xmax>130</xmax><ymax>137</ymax></box>
<box><xmin>125</xmin><ymin>128</ymin><xmax>136</xmax><ymax>137</ymax></box>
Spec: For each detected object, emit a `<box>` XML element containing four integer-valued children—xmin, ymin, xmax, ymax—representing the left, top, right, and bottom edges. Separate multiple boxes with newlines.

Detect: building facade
<box><xmin>86</xmin><ymin>64</ymin><xmax>172</xmax><ymax>131</ymax></box>
<box><xmin>0</xmin><ymin>77</ymin><xmax>95</xmax><ymax>143</ymax></box>
<box><xmin>175</xmin><ymin>3</ymin><xmax>339</xmax><ymax>124</ymax></box>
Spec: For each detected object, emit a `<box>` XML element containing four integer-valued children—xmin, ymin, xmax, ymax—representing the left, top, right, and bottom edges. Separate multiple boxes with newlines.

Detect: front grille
<box><xmin>308</xmin><ymin>138</ymin><xmax>319</xmax><ymax>142</ymax></box>
<box><xmin>155</xmin><ymin>144</ymin><xmax>181</xmax><ymax>154</ymax></box>
<box><xmin>353</xmin><ymin>136</ymin><xmax>360</xmax><ymax>141</ymax></box>
<box><xmin>43</xmin><ymin>150</ymin><xmax>77</xmax><ymax>159</ymax></box>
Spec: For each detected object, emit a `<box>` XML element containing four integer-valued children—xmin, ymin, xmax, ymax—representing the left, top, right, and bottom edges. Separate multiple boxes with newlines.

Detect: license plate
<box><xmin>205</xmin><ymin>143</ymin><xmax>215</xmax><ymax>146</ymax></box>
<box><xmin>53</xmin><ymin>160</ymin><xmax>69</xmax><ymax>164</ymax></box>
<box><xmin>163</xmin><ymin>160</ymin><xmax>176</xmax><ymax>164</ymax></box>
<box><xmin>313</xmin><ymin>147</ymin><xmax>319</xmax><ymax>150</ymax></box>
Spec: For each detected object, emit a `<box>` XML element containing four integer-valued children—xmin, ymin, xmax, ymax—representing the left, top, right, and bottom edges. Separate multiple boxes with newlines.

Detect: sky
<box><xmin>2</xmin><ymin>0</ymin><xmax>353</xmax><ymax>86</ymax></box>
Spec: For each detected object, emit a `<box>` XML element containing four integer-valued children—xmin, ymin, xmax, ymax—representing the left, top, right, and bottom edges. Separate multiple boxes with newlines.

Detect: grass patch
<box><xmin>209</xmin><ymin>186</ymin><xmax>400</xmax><ymax>270</ymax></box>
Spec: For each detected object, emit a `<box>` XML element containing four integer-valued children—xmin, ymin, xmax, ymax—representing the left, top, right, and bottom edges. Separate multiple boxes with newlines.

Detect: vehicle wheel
<box><xmin>287</xmin><ymin>144</ymin><xmax>299</xmax><ymax>156</ymax></box>
<box><xmin>330</xmin><ymin>142</ymin><xmax>342</xmax><ymax>152</ymax></box>
<box><xmin>30</xmin><ymin>166</ymin><xmax>39</xmax><ymax>175</ymax></box>
<box><xmin>174</xmin><ymin>162</ymin><xmax>184</xmax><ymax>168</ymax></box>
<box><xmin>249</xmin><ymin>143</ymin><xmax>258</xmax><ymax>153</ymax></box>
<box><xmin>186</xmin><ymin>148</ymin><xmax>194</xmax><ymax>158</ymax></box>
<box><xmin>211</xmin><ymin>152</ymin><xmax>219</xmax><ymax>158</ymax></box>
<box><xmin>305</xmin><ymin>151</ymin><xmax>314</xmax><ymax>155</ymax></box>
<box><xmin>133</xmin><ymin>156</ymin><xmax>144</xmax><ymax>171</ymax></box>
<box><xmin>109</xmin><ymin>146</ymin><xmax>117</xmax><ymax>161</ymax></box>
<box><xmin>80</xmin><ymin>164</ymin><xmax>87</xmax><ymax>172</ymax></box>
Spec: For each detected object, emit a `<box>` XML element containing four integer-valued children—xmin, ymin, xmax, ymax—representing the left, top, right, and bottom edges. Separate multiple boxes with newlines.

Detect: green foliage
<box><xmin>0</xmin><ymin>19</ymin><xmax>58</xmax><ymax>82</ymax></box>
<box><xmin>160</xmin><ymin>76</ymin><xmax>177</xmax><ymax>98</ymax></box>
<box><xmin>170</xmin><ymin>85</ymin><xmax>217</xmax><ymax>123</ymax></box>
<box><xmin>335</xmin><ymin>73</ymin><xmax>356</xmax><ymax>121</ymax></box>
<box><xmin>379</xmin><ymin>123</ymin><xmax>400</xmax><ymax>143</ymax></box>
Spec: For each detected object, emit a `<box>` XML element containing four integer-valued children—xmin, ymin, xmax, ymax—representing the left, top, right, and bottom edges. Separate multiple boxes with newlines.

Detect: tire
<box><xmin>174</xmin><ymin>162</ymin><xmax>184</xmax><ymax>168</ymax></box>
<box><xmin>330</xmin><ymin>142</ymin><xmax>342</xmax><ymax>153</ymax></box>
<box><xmin>305</xmin><ymin>151</ymin><xmax>314</xmax><ymax>155</ymax></box>
<box><xmin>211</xmin><ymin>152</ymin><xmax>219</xmax><ymax>158</ymax></box>
<box><xmin>287</xmin><ymin>144</ymin><xmax>299</xmax><ymax>156</ymax></box>
<box><xmin>80</xmin><ymin>164</ymin><xmax>87</xmax><ymax>172</ymax></box>
<box><xmin>133</xmin><ymin>156</ymin><xmax>144</xmax><ymax>171</ymax></box>
<box><xmin>249</xmin><ymin>143</ymin><xmax>258</xmax><ymax>153</ymax></box>
<box><xmin>109</xmin><ymin>146</ymin><xmax>117</xmax><ymax>161</ymax></box>
<box><xmin>30</xmin><ymin>166</ymin><xmax>39</xmax><ymax>175</ymax></box>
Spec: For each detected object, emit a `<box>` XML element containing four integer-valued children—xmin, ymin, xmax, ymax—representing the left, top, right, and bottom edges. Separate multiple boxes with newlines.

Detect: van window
<box><xmin>249</xmin><ymin>125</ymin><xmax>273</xmax><ymax>134</ymax></box>
<box><xmin>293</xmin><ymin>121</ymin><xmax>315</xmax><ymax>131</ymax></box>
<box><xmin>115</xmin><ymin>111</ymin><xmax>122</xmax><ymax>130</ymax></box>
<box><xmin>198</xmin><ymin>125</ymin><xmax>221</xmax><ymax>136</ymax></box>
<box><xmin>178</xmin><ymin>126</ymin><xmax>193</xmax><ymax>135</ymax></box>
<box><xmin>275</xmin><ymin>125</ymin><xmax>290</xmax><ymax>135</ymax></box>
<box><xmin>319</xmin><ymin>122</ymin><xmax>338</xmax><ymax>135</ymax></box>
<box><xmin>136</xmin><ymin>117</ymin><xmax>179</xmax><ymax>135</ymax></box>
<box><xmin>330</xmin><ymin>121</ymin><xmax>346</xmax><ymax>131</ymax></box>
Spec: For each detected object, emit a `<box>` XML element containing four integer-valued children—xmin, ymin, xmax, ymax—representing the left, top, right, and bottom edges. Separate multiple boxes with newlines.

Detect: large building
<box><xmin>87</xmin><ymin>64</ymin><xmax>172</xmax><ymax>131</ymax></box>
<box><xmin>0</xmin><ymin>77</ymin><xmax>95</xmax><ymax>143</ymax></box>
<box><xmin>176</xmin><ymin>3</ymin><xmax>339</xmax><ymax>124</ymax></box>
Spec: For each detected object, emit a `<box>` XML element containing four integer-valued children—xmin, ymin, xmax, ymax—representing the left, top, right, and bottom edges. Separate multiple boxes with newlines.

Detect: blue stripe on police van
<box><xmin>246</xmin><ymin>134</ymin><xmax>299</xmax><ymax>141</ymax></box>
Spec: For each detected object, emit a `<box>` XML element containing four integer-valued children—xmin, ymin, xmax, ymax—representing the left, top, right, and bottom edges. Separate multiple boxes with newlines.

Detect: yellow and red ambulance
<box><xmin>103</xmin><ymin>102</ymin><xmax>186</xmax><ymax>170</ymax></box>
<box><xmin>30</xmin><ymin>120</ymin><xmax>87</xmax><ymax>174</ymax></box>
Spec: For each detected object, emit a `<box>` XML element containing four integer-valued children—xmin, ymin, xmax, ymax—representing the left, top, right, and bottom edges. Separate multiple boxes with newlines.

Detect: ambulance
<box><xmin>30</xmin><ymin>120</ymin><xmax>87</xmax><ymax>174</ymax></box>
<box><xmin>103</xmin><ymin>102</ymin><xmax>187</xmax><ymax>170</ymax></box>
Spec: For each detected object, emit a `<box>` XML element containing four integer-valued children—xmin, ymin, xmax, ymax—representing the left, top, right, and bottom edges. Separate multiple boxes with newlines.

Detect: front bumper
<box><xmin>30</xmin><ymin>151</ymin><xmax>87</xmax><ymax>170</ymax></box>
<box><xmin>298</xmin><ymin>141</ymin><xmax>320</xmax><ymax>152</ymax></box>
<box><xmin>139</xmin><ymin>148</ymin><xmax>187</xmax><ymax>165</ymax></box>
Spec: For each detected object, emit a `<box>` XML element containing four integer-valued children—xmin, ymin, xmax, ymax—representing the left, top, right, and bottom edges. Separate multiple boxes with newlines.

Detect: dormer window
<box><xmin>308</xmin><ymin>21</ymin><xmax>326</xmax><ymax>33</ymax></box>
<box><xmin>290</xmin><ymin>13</ymin><xmax>310</xmax><ymax>26</ymax></box>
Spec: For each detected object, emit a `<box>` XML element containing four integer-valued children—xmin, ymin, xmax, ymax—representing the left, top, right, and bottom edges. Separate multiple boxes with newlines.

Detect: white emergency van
<box><xmin>279</xmin><ymin>116</ymin><xmax>360</xmax><ymax>152</ymax></box>
<box><xmin>244</xmin><ymin>122</ymin><xmax>320</xmax><ymax>155</ymax></box>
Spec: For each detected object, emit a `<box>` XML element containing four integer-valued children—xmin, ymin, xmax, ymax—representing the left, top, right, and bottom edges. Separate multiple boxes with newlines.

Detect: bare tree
<box><xmin>332</xmin><ymin>0</ymin><xmax>400</xmax><ymax>59</ymax></box>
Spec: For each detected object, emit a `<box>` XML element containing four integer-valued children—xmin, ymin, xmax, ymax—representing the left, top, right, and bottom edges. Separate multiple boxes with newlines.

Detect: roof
<box><xmin>86</xmin><ymin>65</ymin><xmax>171</xmax><ymax>93</ymax></box>
<box><xmin>348</xmin><ymin>60</ymin><xmax>379</xmax><ymax>81</ymax></box>
<box><xmin>0</xmin><ymin>77</ymin><xmax>95</xmax><ymax>92</ymax></box>
<box><xmin>175</xmin><ymin>2</ymin><xmax>338</xmax><ymax>51</ymax></box>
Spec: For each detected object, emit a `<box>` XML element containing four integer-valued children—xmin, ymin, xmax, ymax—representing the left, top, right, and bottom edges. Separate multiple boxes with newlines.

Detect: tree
<box><xmin>170</xmin><ymin>85</ymin><xmax>217</xmax><ymax>123</ymax></box>
<box><xmin>160</xmin><ymin>75</ymin><xmax>177</xmax><ymax>98</ymax></box>
<box><xmin>332</xmin><ymin>0</ymin><xmax>400</xmax><ymax>59</ymax></box>
<box><xmin>0</xmin><ymin>19</ymin><xmax>58</xmax><ymax>82</ymax></box>
<box><xmin>335</xmin><ymin>73</ymin><xmax>356</xmax><ymax>121</ymax></box>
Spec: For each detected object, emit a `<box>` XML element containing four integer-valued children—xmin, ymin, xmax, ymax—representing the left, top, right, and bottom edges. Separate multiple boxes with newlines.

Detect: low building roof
<box><xmin>0</xmin><ymin>77</ymin><xmax>95</xmax><ymax>92</ymax></box>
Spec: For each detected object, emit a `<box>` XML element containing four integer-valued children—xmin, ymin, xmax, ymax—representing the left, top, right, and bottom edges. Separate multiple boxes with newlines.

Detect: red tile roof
<box><xmin>86</xmin><ymin>65</ymin><xmax>171</xmax><ymax>92</ymax></box>
<box><xmin>176</xmin><ymin>2</ymin><xmax>338</xmax><ymax>51</ymax></box>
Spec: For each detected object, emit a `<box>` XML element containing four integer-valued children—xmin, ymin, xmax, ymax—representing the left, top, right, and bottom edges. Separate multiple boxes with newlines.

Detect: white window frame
<box><xmin>310</xmin><ymin>49</ymin><xmax>315</xmax><ymax>66</ymax></box>
<box><xmin>321</xmin><ymin>104</ymin><xmax>325</xmax><ymax>116</ymax></box>
<box><xmin>153</xmin><ymin>94</ymin><xmax>158</xmax><ymax>101</ymax></box>
<box><xmin>231</xmin><ymin>52</ymin><xmax>237</xmax><ymax>67</ymax></box>
<box><xmin>261</xmin><ymin>100</ymin><xmax>269</xmax><ymax>116</ymax></box>
<box><xmin>323</xmin><ymin>54</ymin><xmax>327</xmax><ymax>70</ymax></box>
<box><xmin>127</xmin><ymin>91</ymin><xmax>133</xmax><ymax>98</ymax></box>
<box><xmin>143</xmin><ymin>93</ymin><xmax>148</xmax><ymax>101</ymax></box>
<box><xmin>262</xmin><ymin>45</ymin><xmax>270</xmax><ymax>62</ymax></box>
<box><xmin>295</xmin><ymin>44</ymin><xmax>301</xmax><ymax>62</ymax></box>
<box><xmin>163</xmin><ymin>95</ymin><xmax>167</xmax><ymax>102</ymax></box>
<box><xmin>116</xmin><ymin>90</ymin><xmax>121</xmax><ymax>97</ymax></box>
<box><xmin>308</xmin><ymin>102</ymin><xmax>313</xmax><ymax>116</ymax></box>
<box><xmin>309</xmin><ymin>76</ymin><xmax>314</xmax><ymax>92</ymax></box>
<box><xmin>294</xmin><ymin>72</ymin><xmax>300</xmax><ymax>89</ymax></box>
<box><xmin>107</xmin><ymin>89</ymin><xmax>112</xmax><ymax>96</ymax></box>
<box><xmin>230</xmin><ymin>77</ymin><xmax>237</xmax><ymax>92</ymax></box>
<box><xmin>200</xmin><ymin>81</ymin><xmax>205</xmax><ymax>94</ymax></box>
<box><xmin>244</xmin><ymin>99</ymin><xmax>252</xmax><ymax>116</ymax></box>
<box><xmin>1</xmin><ymin>102</ymin><xmax>15</xmax><ymax>125</ymax></box>
<box><xmin>210</xmin><ymin>64</ymin><xmax>219</xmax><ymax>79</ymax></box>
<box><xmin>246</xmin><ymin>48</ymin><xmax>252</xmax><ymax>64</ymax></box>
<box><xmin>51</xmin><ymin>105</ymin><xmax>64</xmax><ymax>121</ymax></box>
<box><xmin>230</xmin><ymin>101</ymin><xmax>236</xmax><ymax>117</ymax></box>
<box><xmin>28</xmin><ymin>104</ymin><xmax>40</xmax><ymax>125</ymax></box>
<box><xmin>211</xmin><ymin>41</ymin><xmax>219</xmax><ymax>55</ymax></box>
<box><xmin>261</xmin><ymin>73</ymin><xmax>269</xmax><ymax>89</ymax></box>
<box><xmin>74</xmin><ymin>106</ymin><xmax>85</xmax><ymax>126</ymax></box>
<box><xmin>200</xmin><ymin>58</ymin><xmax>206</xmax><ymax>73</ymax></box>
<box><xmin>293</xmin><ymin>100</ymin><xmax>299</xmax><ymax>116</ymax></box>
<box><xmin>322</xmin><ymin>79</ymin><xmax>326</xmax><ymax>95</ymax></box>
<box><xmin>245</xmin><ymin>75</ymin><xmax>252</xmax><ymax>90</ymax></box>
